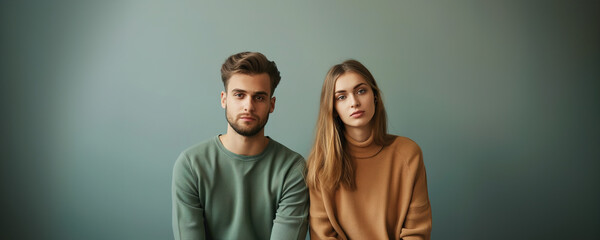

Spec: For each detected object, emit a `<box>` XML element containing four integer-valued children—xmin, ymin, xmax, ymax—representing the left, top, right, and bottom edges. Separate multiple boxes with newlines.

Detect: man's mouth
<box><xmin>239</xmin><ymin>115</ymin><xmax>256</xmax><ymax>121</ymax></box>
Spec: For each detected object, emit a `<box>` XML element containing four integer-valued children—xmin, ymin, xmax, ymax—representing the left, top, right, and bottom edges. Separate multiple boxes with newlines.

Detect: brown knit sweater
<box><xmin>309</xmin><ymin>134</ymin><xmax>432</xmax><ymax>240</ymax></box>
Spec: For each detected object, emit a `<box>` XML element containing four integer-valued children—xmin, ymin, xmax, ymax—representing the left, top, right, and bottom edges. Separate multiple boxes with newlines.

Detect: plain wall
<box><xmin>1</xmin><ymin>1</ymin><xmax>598</xmax><ymax>239</ymax></box>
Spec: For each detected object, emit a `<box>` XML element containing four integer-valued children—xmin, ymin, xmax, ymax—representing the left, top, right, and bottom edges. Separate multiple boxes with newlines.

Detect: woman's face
<box><xmin>333</xmin><ymin>72</ymin><xmax>376</xmax><ymax>132</ymax></box>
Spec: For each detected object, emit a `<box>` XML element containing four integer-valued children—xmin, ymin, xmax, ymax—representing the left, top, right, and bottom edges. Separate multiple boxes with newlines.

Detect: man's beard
<box><xmin>225</xmin><ymin>108</ymin><xmax>269</xmax><ymax>137</ymax></box>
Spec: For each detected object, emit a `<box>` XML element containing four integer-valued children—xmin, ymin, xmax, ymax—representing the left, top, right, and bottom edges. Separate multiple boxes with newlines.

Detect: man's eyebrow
<box><xmin>335</xmin><ymin>83</ymin><xmax>367</xmax><ymax>94</ymax></box>
<box><xmin>231</xmin><ymin>89</ymin><xmax>269</xmax><ymax>96</ymax></box>
<box><xmin>253</xmin><ymin>91</ymin><xmax>269</xmax><ymax>96</ymax></box>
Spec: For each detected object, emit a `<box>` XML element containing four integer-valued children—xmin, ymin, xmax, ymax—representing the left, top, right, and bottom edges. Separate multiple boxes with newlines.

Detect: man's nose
<box><xmin>243</xmin><ymin>97</ymin><xmax>255</xmax><ymax>111</ymax></box>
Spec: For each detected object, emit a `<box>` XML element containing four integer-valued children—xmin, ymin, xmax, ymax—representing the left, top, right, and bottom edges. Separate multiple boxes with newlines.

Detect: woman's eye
<box><xmin>336</xmin><ymin>95</ymin><xmax>346</xmax><ymax>101</ymax></box>
<box><xmin>357</xmin><ymin>89</ymin><xmax>366</xmax><ymax>94</ymax></box>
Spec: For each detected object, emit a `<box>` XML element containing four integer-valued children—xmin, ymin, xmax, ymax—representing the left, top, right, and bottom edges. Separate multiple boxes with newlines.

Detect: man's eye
<box><xmin>255</xmin><ymin>96</ymin><xmax>265</xmax><ymax>101</ymax></box>
<box><xmin>234</xmin><ymin>93</ymin><xmax>244</xmax><ymax>98</ymax></box>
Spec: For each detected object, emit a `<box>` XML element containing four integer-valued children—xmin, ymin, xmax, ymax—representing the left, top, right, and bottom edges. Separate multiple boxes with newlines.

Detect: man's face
<box><xmin>221</xmin><ymin>73</ymin><xmax>275</xmax><ymax>137</ymax></box>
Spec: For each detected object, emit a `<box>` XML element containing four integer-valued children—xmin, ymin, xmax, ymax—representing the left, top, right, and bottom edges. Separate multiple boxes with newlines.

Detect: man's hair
<box><xmin>220</xmin><ymin>52</ymin><xmax>281</xmax><ymax>96</ymax></box>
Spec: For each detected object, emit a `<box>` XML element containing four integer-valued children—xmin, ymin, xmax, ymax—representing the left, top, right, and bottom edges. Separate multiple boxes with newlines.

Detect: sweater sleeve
<box><xmin>309</xmin><ymin>183</ymin><xmax>340</xmax><ymax>240</ymax></box>
<box><xmin>399</xmin><ymin>147</ymin><xmax>432</xmax><ymax>240</ymax></box>
<box><xmin>172</xmin><ymin>153</ymin><xmax>206</xmax><ymax>240</ymax></box>
<box><xmin>270</xmin><ymin>159</ymin><xmax>309</xmax><ymax>240</ymax></box>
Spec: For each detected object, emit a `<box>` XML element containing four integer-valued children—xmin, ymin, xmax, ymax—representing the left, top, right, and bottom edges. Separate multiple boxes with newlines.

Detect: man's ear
<box><xmin>220</xmin><ymin>91</ymin><xmax>227</xmax><ymax>109</ymax></box>
<box><xmin>269</xmin><ymin>96</ymin><xmax>276</xmax><ymax>113</ymax></box>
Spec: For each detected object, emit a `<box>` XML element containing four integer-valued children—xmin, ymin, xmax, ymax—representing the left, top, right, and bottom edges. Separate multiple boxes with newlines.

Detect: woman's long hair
<box><xmin>306</xmin><ymin>60</ymin><xmax>391</xmax><ymax>191</ymax></box>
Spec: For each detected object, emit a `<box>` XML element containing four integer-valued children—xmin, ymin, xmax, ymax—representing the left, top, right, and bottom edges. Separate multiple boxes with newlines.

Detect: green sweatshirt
<box><xmin>172</xmin><ymin>135</ymin><xmax>308</xmax><ymax>240</ymax></box>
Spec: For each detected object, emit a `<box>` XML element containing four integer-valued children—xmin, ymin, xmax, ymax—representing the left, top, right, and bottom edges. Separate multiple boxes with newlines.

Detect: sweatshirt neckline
<box><xmin>214</xmin><ymin>135</ymin><xmax>274</xmax><ymax>161</ymax></box>
<box><xmin>346</xmin><ymin>132</ymin><xmax>383</xmax><ymax>159</ymax></box>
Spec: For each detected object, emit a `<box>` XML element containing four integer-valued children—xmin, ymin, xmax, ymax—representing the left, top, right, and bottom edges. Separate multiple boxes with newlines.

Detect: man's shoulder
<box><xmin>182</xmin><ymin>136</ymin><xmax>217</xmax><ymax>153</ymax></box>
<box><xmin>265</xmin><ymin>138</ymin><xmax>307</xmax><ymax>184</ymax></box>
<box><xmin>267</xmin><ymin>138</ymin><xmax>305</xmax><ymax>162</ymax></box>
<box><xmin>176</xmin><ymin>136</ymin><xmax>221</xmax><ymax>164</ymax></box>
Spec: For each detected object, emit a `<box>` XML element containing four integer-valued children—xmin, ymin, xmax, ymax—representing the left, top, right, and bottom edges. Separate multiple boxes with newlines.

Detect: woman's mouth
<box><xmin>350</xmin><ymin>111</ymin><xmax>365</xmax><ymax>118</ymax></box>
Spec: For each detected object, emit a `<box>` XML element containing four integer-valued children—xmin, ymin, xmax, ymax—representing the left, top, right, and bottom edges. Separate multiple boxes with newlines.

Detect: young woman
<box><xmin>307</xmin><ymin>60</ymin><xmax>432</xmax><ymax>239</ymax></box>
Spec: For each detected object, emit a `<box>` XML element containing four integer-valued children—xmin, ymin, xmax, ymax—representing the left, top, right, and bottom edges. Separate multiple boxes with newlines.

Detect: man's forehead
<box><xmin>227</xmin><ymin>73</ymin><xmax>271</xmax><ymax>93</ymax></box>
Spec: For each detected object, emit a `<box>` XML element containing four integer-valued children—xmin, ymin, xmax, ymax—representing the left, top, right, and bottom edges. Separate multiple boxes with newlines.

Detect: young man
<box><xmin>172</xmin><ymin>52</ymin><xmax>308</xmax><ymax>240</ymax></box>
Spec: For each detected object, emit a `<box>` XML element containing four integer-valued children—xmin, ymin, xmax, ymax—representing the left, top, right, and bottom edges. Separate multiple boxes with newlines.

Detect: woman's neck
<box><xmin>345</xmin><ymin>125</ymin><xmax>372</xmax><ymax>142</ymax></box>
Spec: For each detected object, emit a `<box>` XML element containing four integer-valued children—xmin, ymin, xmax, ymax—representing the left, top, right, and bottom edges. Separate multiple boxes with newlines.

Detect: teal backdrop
<box><xmin>2</xmin><ymin>1</ymin><xmax>598</xmax><ymax>239</ymax></box>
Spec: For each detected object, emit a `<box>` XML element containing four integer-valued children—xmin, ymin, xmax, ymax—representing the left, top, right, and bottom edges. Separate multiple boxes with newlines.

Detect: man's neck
<box><xmin>219</xmin><ymin>128</ymin><xmax>269</xmax><ymax>156</ymax></box>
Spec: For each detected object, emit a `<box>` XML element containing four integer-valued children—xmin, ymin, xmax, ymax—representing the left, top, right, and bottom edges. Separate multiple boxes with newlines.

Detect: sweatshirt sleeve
<box><xmin>399</xmin><ymin>146</ymin><xmax>432</xmax><ymax>240</ymax></box>
<box><xmin>172</xmin><ymin>153</ymin><xmax>206</xmax><ymax>240</ymax></box>
<box><xmin>270</xmin><ymin>159</ymin><xmax>309</xmax><ymax>240</ymax></box>
<box><xmin>308</xmin><ymin>183</ymin><xmax>339</xmax><ymax>240</ymax></box>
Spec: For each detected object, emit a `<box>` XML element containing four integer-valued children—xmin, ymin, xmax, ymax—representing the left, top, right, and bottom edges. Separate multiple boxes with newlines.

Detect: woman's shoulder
<box><xmin>386</xmin><ymin>134</ymin><xmax>422</xmax><ymax>153</ymax></box>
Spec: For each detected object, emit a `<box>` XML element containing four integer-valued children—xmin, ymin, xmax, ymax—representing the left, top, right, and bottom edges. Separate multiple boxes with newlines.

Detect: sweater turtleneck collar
<box><xmin>346</xmin><ymin>131</ymin><xmax>384</xmax><ymax>159</ymax></box>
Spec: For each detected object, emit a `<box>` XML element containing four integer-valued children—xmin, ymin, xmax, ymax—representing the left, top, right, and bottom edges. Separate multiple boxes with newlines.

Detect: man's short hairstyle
<box><xmin>221</xmin><ymin>52</ymin><xmax>281</xmax><ymax>96</ymax></box>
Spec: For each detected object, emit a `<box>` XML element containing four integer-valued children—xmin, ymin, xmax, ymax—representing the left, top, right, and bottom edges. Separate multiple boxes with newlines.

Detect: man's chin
<box><xmin>235</xmin><ymin>129</ymin><xmax>262</xmax><ymax>137</ymax></box>
<box><xmin>231</xmin><ymin>123</ymin><xmax>264</xmax><ymax>137</ymax></box>
<box><xmin>226</xmin><ymin>114</ymin><xmax>268</xmax><ymax>137</ymax></box>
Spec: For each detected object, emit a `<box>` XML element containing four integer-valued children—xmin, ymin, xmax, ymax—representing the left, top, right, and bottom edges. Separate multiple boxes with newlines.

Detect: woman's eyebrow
<box><xmin>335</xmin><ymin>83</ymin><xmax>367</xmax><ymax>94</ymax></box>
